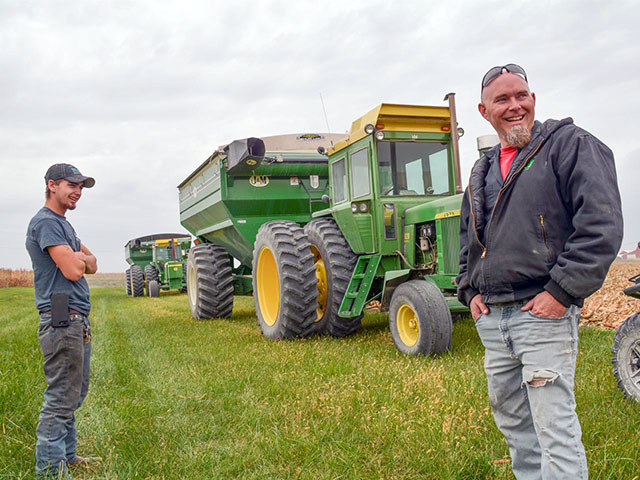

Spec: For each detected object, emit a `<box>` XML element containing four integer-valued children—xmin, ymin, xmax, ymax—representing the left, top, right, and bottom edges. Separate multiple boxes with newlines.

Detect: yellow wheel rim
<box><xmin>257</xmin><ymin>246</ymin><xmax>279</xmax><ymax>327</ymax></box>
<box><xmin>311</xmin><ymin>246</ymin><xmax>328</xmax><ymax>322</ymax></box>
<box><xmin>397</xmin><ymin>304</ymin><xmax>419</xmax><ymax>347</ymax></box>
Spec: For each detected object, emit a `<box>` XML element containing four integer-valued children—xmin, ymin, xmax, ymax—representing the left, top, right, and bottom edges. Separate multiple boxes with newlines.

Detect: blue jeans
<box><xmin>35</xmin><ymin>313</ymin><xmax>91</xmax><ymax>478</ymax></box>
<box><xmin>475</xmin><ymin>301</ymin><xmax>587</xmax><ymax>480</ymax></box>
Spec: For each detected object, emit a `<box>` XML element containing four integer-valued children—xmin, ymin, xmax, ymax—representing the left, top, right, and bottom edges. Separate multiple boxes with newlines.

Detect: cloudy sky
<box><xmin>2</xmin><ymin>0</ymin><xmax>638</xmax><ymax>273</ymax></box>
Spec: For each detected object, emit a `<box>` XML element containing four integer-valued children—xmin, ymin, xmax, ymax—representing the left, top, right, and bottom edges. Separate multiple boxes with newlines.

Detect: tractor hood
<box><xmin>403</xmin><ymin>194</ymin><xmax>463</xmax><ymax>225</ymax></box>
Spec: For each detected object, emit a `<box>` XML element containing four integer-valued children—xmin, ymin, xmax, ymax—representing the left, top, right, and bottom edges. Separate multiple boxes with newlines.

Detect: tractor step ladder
<box><xmin>338</xmin><ymin>254</ymin><xmax>382</xmax><ymax>318</ymax></box>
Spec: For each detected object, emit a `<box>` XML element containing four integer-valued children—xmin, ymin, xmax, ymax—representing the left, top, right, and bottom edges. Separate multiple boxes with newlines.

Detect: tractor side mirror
<box><xmin>226</xmin><ymin>137</ymin><xmax>266</xmax><ymax>175</ymax></box>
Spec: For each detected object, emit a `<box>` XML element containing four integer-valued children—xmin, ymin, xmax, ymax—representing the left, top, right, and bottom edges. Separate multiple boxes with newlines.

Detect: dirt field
<box><xmin>581</xmin><ymin>260</ymin><xmax>640</xmax><ymax>328</ymax></box>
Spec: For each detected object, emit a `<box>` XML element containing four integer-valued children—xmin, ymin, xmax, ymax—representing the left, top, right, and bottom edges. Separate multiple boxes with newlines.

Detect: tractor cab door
<box><xmin>329</xmin><ymin>139</ymin><xmax>376</xmax><ymax>254</ymax></box>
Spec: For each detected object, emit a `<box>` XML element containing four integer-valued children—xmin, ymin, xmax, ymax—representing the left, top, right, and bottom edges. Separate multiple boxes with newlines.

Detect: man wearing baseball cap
<box><xmin>26</xmin><ymin>164</ymin><xmax>99</xmax><ymax>477</ymax></box>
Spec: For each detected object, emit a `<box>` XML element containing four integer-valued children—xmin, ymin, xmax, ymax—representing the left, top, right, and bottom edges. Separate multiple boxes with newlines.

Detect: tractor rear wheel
<box><xmin>145</xmin><ymin>265</ymin><xmax>159</xmax><ymax>296</ymax></box>
<box><xmin>252</xmin><ymin>221</ymin><xmax>318</xmax><ymax>339</ymax></box>
<box><xmin>612</xmin><ymin>312</ymin><xmax>640</xmax><ymax>402</ymax></box>
<box><xmin>130</xmin><ymin>265</ymin><xmax>145</xmax><ymax>297</ymax></box>
<box><xmin>304</xmin><ymin>218</ymin><xmax>362</xmax><ymax>337</ymax></box>
<box><xmin>186</xmin><ymin>244</ymin><xmax>234</xmax><ymax>319</ymax></box>
<box><xmin>389</xmin><ymin>279</ymin><xmax>452</xmax><ymax>355</ymax></box>
<box><xmin>148</xmin><ymin>280</ymin><xmax>160</xmax><ymax>298</ymax></box>
<box><xmin>125</xmin><ymin>268</ymin><xmax>132</xmax><ymax>296</ymax></box>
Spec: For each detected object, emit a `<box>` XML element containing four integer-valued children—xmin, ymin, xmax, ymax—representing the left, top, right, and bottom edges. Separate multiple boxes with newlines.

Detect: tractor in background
<box><xmin>124</xmin><ymin>233</ymin><xmax>191</xmax><ymax>297</ymax></box>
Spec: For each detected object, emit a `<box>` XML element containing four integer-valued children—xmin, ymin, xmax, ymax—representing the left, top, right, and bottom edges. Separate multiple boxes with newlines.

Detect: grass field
<box><xmin>1</xmin><ymin>286</ymin><xmax>639</xmax><ymax>479</ymax></box>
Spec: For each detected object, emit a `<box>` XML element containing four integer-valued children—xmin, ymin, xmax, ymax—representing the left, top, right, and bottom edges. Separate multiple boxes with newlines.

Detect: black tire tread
<box><xmin>187</xmin><ymin>244</ymin><xmax>234</xmax><ymax>320</ymax></box>
<box><xmin>130</xmin><ymin>265</ymin><xmax>144</xmax><ymax>297</ymax></box>
<box><xmin>125</xmin><ymin>268</ymin><xmax>132</xmax><ymax>296</ymax></box>
<box><xmin>611</xmin><ymin>312</ymin><xmax>640</xmax><ymax>401</ymax></box>
<box><xmin>304</xmin><ymin>218</ymin><xmax>362</xmax><ymax>337</ymax></box>
<box><xmin>252</xmin><ymin>221</ymin><xmax>318</xmax><ymax>339</ymax></box>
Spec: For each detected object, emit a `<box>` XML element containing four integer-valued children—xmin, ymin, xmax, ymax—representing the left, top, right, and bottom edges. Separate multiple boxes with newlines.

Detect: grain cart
<box><xmin>180</xmin><ymin>94</ymin><xmax>468</xmax><ymax>356</ymax></box>
<box><xmin>611</xmin><ymin>266</ymin><xmax>640</xmax><ymax>401</ymax></box>
<box><xmin>179</xmin><ymin>133</ymin><xmax>346</xmax><ymax>330</ymax></box>
<box><xmin>124</xmin><ymin>233</ymin><xmax>191</xmax><ymax>297</ymax></box>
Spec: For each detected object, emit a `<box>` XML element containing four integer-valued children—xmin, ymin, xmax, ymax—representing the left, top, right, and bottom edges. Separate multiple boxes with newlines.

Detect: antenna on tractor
<box><xmin>319</xmin><ymin>93</ymin><xmax>331</xmax><ymax>133</ymax></box>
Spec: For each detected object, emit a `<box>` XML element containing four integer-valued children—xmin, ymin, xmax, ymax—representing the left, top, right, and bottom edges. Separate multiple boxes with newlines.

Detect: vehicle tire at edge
<box><xmin>612</xmin><ymin>312</ymin><xmax>640</xmax><ymax>402</ymax></box>
<box><xmin>125</xmin><ymin>268</ymin><xmax>132</xmax><ymax>296</ymax></box>
<box><xmin>389</xmin><ymin>279</ymin><xmax>452</xmax><ymax>355</ymax></box>
<box><xmin>145</xmin><ymin>264</ymin><xmax>159</xmax><ymax>296</ymax></box>
<box><xmin>252</xmin><ymin>221</ymin><xmax>318</xmax><ymax>339</ymax></box>
<box><xmin>148</xmin><ymin>280</ymin><xmax>160</xmax><ymax>298</ymax></box>
<box><xmin>304</xmin><ymin>218</ymin><xmax>362</xmax><ymax>337</ymax></box>
<box><xmin>186</xmin><ymin>243</ymin><xmax>234</xmax><ymax>320</ymax></box>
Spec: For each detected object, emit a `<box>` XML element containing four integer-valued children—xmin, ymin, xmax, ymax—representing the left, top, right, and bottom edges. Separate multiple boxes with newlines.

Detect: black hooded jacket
<box><xmin>457</xmin><ymin>118</ymin><xmax>623</xmax><ymax>308</ymax></box>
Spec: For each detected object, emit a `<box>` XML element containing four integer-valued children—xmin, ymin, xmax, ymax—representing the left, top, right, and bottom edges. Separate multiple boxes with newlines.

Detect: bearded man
<box><xmin>457</xmin><ymin>64</ymin><xmax>623</xmax><ymax>479</ymax></box>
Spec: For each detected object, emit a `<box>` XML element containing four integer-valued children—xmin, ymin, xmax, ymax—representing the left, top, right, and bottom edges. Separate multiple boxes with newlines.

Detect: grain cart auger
<box><xmin>178</xmin><ymin>133</ymin><xmax>346</xmax><ymax>337</ymax></box>
<box><xmin>124</xmin><ymin>233</ymin><xmax>191</xmax><ymax>297</ymax></box>
<box><xmin>612</xmin><ymin>266</ymin><xmax>640</xmax><ymax>401</ymax></box>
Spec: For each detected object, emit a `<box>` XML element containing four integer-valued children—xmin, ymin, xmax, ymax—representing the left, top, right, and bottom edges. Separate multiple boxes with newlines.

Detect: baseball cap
<box><xmin>45</xmin><ymin>163</ymin><xmax>95</xmax><ymax>188</ymax></box>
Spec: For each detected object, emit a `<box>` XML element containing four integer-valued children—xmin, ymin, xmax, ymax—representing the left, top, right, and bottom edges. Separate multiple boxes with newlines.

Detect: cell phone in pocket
<box><xmin>50</xmin><ymin>293</ymin><xmax>69</xmax><ymax>328</ymax></box>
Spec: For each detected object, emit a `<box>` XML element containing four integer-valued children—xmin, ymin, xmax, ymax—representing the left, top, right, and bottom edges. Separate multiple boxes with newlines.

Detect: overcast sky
<box><xmin>2</xmin><ymin>0</ymin><xmax>638</xmax><ymax>273</ymax></box>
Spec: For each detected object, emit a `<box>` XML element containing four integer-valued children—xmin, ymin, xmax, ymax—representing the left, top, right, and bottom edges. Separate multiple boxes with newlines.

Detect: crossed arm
<box><xmin>48</xmin><ymin>243</ymin><xmax>98</xmax><ymax>282</ymax></box>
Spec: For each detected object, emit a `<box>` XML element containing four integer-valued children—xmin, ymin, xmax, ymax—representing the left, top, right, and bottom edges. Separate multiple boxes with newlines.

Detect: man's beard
<box><xmin>505</xmin><ymin>125</ymin><xmax>531</xmax><ymax>148</ymax></box>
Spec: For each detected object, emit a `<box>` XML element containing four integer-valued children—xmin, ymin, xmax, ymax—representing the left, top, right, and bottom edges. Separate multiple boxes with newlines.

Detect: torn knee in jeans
<box><xmin>524</xmin><ymin>369</ymin><xmax>559</xmax><ymax>387</ymax></box>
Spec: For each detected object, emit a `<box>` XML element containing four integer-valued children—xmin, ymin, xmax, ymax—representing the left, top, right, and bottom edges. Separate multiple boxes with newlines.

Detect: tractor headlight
<box><xmin>364</xmin><ymin>124</ymin><xmax>375</xmax><ymax>135</ymax></box>
<box><xmin>351</xmin><ymin>203</ymin><xmax>358</xmax><ymax>213</ymax></box>
<box><xmin>375</xmin><ymin>130</ymin><xmax>385</xmax><ymax>141</ymax></box>
<box><xmin>358</xmin><ymin>202</ymin><xmax>369</xmax><ymax>213</ymax></box>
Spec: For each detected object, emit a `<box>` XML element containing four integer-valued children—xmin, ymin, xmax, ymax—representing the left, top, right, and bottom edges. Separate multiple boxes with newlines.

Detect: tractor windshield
<box><xmin>378</xmin><ymin>141</ymin><xmax>450</xmax><ymax>196</ymax></box>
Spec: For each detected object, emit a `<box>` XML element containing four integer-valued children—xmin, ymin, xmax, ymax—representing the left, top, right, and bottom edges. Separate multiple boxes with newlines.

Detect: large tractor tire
<box><xmin>130</xmin><ymin>265</ymin><xmax>145</xmax><ymax>297</ymax></box>
<box><xmin>186</xmin><ymin>243</ymin><xmax>234</xmax><ymax>320</ymax></box>
<box><xmin>145</xmin><ymin>265</ymin><xmax>159</xmax><ymax>296</ymax></box>
<box><xmin>612</xmin><ymin>312</ymin><xmax>640</xmax><ymax>402</ymax></box>
<box><xmin>304</xmin><ymin>218</ymin><xmax>362</xmax><ymax>337</ymax></box>
<box><xmin>252</xmin><ymin>221</ymin><xmax>318</xmax><ymax>339</ymax></box>
<box><xmin>125</xmin><ymin>268</ymin><xmax>132</xmax><ymax>296</ymax></box>
<box><xmin>389</xmin><ymin>279</ymin><xmax>452</xmax><ymax>355</ymax></box>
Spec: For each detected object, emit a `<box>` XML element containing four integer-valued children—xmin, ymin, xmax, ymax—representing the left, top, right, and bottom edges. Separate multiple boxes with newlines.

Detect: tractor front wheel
<box><xmin>145</xmin><ymin>265</ymin><xmax>159</xmax><ymax>296</ymax></box>
<box><xmin>130</xmin><ymin>265</ymin><xmax>145</xmax><ymax>297</ymax></box>
<box><xmin>389</xmin><ymin>279</ymin><xmax>452</xmax><ymax>355</ymax></box>
<box><xmin>304</xmin><ymin>218</ymin><xmax>362</xmax><ymax>337</ymax></box>
<box><xmin>252</xmin><ymin>221</ymin><xmax>317</xmax><ymax>339</ymax></box>
<box><xmin>186</xmin><ymin>244</ymin><xmax>234</xmax><ymax>319</ymax></box>
<box><xmin>612</xmin><ymin>312</ymin><xmax>640</xmax><ymax>402</ymax></box>
<box><xmin>148</xmin><ymin>280</ymin><xmax>160</xmax><ymax>298</ymax></box>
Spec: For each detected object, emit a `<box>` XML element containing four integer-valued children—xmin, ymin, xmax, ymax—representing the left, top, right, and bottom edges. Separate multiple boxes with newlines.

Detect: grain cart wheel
<box><xmin>389</xmin><ymin>279</ymin><xmax>452</xmax><ymax>355</ymax></box>
<box><xmin>144</xmin><ymin>265</ymin><xmax>159</xmax><ymax>296</ymax></box>
<box><xmin>130</xmin><ymin>265</ymin><xmax>145</xmax><ymax>297</ymax></box>
<box><xmin>186</xmin><ymin>244</ymin><xmax>234</xmax><ymax>319</ymax></box>
<box><xmin>125</xmin><ymin>268</ymin><xmax>132</xmax><ymax>296</ymax></box>
<box><xmin>612</xmin><ymin>312</ymin><xmax>640</xmax><ymax>402</ymax></box>
<box><xmin>252</xmin><ymin>221</ymin><xmax>318</xmax><ymax>339</ymax></box>
<box><xmin>148</xmin><ymin>280</ymin><xmax>160</xmax><ymax>298</ymax></box>
<box><xmin>304</xmin><ymin>218</ymin><xmax>362</xmax><ymax>336</ymax></box>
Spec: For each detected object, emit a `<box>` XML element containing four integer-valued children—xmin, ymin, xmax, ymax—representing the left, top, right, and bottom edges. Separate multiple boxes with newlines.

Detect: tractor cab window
<box><xmin>156</xmin><ymin>247</ymin><xmax>170</xmax><ymax>261</ymax></box>
<box><xmin>378</xmin><ymin>141</ymin><xmax>450</xmax><ymax>196</ymax></box>
<box><xmin>331</xmin><ymin>157</ymin><xmax>348</xmax><ymax>204</ymax></box>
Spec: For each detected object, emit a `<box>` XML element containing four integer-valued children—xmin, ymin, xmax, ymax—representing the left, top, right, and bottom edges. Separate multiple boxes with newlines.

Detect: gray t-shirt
<box><xmin>25</xmin><ymin>207</ymin><xmax>91</xmax><ymax>315</ymax></box>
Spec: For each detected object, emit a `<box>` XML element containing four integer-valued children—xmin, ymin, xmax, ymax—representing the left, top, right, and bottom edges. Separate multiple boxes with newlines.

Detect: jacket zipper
<box><xmin>540</xmin><ymin>215</ymin><xmax>552</xmax><ymax>261</ymax></box>
<box><xmin>470</xmin><ymin>138</ymin><xmax>545</xmax><ymax>285</ymax></box>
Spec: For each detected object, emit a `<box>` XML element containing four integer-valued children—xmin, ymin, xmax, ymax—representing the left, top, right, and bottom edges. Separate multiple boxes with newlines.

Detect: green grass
<box><xmin>1</xmin><ymin>287</ymin><xmax>639</xmax><ymax>479</ymax></box>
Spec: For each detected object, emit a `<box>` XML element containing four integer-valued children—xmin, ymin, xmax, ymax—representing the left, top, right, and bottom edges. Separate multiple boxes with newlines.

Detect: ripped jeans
<box><xmin>475</xmin><ymin>301</ymin><xmax>587</xmax><ymax>480</ymax></box>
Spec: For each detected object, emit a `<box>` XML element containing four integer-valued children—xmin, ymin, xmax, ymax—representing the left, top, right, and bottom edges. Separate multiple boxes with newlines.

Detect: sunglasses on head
<box><xmin>481</xmin><ymin>64</ymin><xmax>528</xmax><ymax>91</ymax></box>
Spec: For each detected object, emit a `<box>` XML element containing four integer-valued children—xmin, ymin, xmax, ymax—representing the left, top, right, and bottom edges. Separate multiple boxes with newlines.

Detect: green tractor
<box><xmin>179</xmin><ymin>94</ymin><xmax>468</xmax><ymax>355</ymax></box>
<box><xmin>124</xmin><ymin>233</ymin><xmax>191</xmax><ymax>297</ymax></box>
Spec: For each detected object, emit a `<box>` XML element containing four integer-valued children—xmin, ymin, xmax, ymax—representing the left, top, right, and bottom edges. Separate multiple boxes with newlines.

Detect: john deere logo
<box><xmin>297</xmin><ymin>134</ymin><xmax>323</xmax><ymax>140</ymax></box>
<box><xmin>249</xmin><ymin>175</ymin><xmax>269</xmax><ymax>187</ymax></box>
<box><xmin>246</xmin><ymin>159</ymin><xmax>257</xmax><ymax>166</ymax></box>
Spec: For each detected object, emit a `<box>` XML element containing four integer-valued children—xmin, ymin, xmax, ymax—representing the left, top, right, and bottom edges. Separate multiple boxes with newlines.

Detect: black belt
<box><xmin>41</xmin><ymin>308</ymin><xmax>84</xmax><ymax>316</ymax></box>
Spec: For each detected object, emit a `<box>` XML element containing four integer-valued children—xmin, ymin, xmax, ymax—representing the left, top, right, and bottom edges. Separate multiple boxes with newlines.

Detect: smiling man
<box><xmin>457</xmin><ymin>65</ymin><xmax>623</xmax><ymax>479</ymax></box>
<box><xmin>26</xmin><ymin>164</ymin><xmax>99</xmax><ymax>478</ymax></box>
